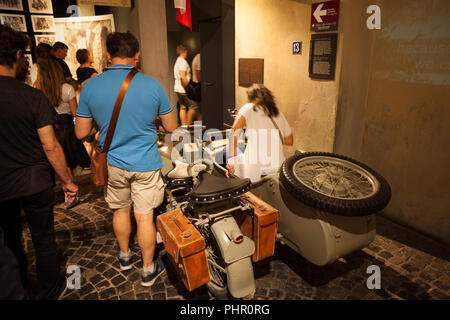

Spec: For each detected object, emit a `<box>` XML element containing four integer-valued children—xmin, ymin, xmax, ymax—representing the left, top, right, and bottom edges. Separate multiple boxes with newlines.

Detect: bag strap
<box><xmin>101</xmin><ymin>69</ymin><xmax>138</xmax><ymax>153</ymax></box>
<box><xmin>268</xmin><ymin>115</ymin><xmax>284</xmax><ymax>143</ymax></box>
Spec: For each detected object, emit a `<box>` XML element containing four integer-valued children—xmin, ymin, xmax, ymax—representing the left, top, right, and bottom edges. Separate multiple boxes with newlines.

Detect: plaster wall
<box><xmin>333</xmin><ymin>0</ymin><xmax>372</xmax><ymax>158</ymax></box>
<box><xmin>110</xmin><ymin>6</ymin><xmax>136</xmax><ymax>34</ymax></box>
<box><xmin>87</xmin><ymin>2</ymin><xmax>167</xmax><ymax>92</ymax></box>
<box><xmin>335</xmin><ymin>0</ymin><xmax>450</xmax><ymax>245</ymax></box>
<box><xmin>76</xmin><ymin>3</ymin><xmax>96</xmax><ymax>16</ymax></box>
<box><xmin>134</xmin><ymin>0</ymin><xmax>170</xmax><ymax>94</ymax></box>
<box><xmin>235</xmin><ymin>0</ymin><xmax>343</xmax><ymax>155</ymax></box>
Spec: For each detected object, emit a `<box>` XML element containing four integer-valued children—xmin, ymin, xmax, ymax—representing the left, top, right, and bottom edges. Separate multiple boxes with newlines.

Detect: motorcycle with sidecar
<box><xmin>155</xmin><ymin>125</ymin><xmax>391</xmax><ymax>299</ymax></box>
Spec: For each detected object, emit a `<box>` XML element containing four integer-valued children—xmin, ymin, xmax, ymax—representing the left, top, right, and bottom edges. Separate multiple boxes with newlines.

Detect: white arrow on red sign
<box><xmin>313</xmin><ymin>3</ymin><xmax>327</xmax><ymax>23</ymax></box>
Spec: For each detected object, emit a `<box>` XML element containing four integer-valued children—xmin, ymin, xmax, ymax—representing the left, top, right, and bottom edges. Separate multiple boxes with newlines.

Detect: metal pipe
<box><xmin>207</xmin><ymin>205</ymin><xmax>243</xmax><ymax>220</ymax></box>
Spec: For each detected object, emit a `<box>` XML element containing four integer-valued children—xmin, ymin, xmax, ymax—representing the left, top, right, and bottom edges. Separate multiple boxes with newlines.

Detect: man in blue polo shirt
<box><xmin>75</xmin><ymin>32</ymin><xmax>177</xmax><ymax>287</ymax></box>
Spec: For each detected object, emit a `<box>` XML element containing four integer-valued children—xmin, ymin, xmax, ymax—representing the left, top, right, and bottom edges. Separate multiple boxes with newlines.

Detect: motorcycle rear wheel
<box><xmin>205</xmin><ymin>240</ymin><xmax>229</xmax><ymax>300</ymax></box>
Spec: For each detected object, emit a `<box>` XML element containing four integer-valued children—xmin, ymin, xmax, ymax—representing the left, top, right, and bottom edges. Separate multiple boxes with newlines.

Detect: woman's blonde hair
<box><xmin>34</xmin><ymin>57</ymin><xmax>65</xmax><ymax>107</ymax></box>
<box><xmin>247</xmin><ymin>84</ymin><xmax>279</xmax><ymax>117</ymax></box>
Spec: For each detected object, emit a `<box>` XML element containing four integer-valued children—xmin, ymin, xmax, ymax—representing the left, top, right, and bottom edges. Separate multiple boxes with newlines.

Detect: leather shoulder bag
<box><xmin>90</xmin><ymin>69</ymin><xmax>138</xmax><ymax>186</ymax></box>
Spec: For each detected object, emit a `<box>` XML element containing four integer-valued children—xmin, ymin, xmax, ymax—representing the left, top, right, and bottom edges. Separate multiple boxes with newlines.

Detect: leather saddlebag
<box><xmin>156</xmin><ymin>209</ymin><xmax>210</xmax><ymax>291</ymax></box>
<box><xmin>234</xmin><ymin>192</ymin><xmax>280</xmax><ymax>262</ymax></box>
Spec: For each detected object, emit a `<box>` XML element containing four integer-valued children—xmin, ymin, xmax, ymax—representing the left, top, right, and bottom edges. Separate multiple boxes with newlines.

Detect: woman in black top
<box><xmin>75</xmin><ymin>49</ymin><xmax>98</xmax><ymax>85</ymax></box>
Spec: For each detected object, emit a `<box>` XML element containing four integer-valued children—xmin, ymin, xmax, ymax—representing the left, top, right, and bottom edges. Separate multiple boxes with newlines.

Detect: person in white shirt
<box><xmin>226</xmin><ymin>84</ymin><xmax>294</xmax><ymax>182</ymax></box>
<box><xmin>192</xmin><ymin>53</ymin><xmax>200</xmax><ymax>84</ymax></box>
<box><xmin>173</xmin><ymin>45</ymin><xmax>199</xmax><ymax>125</ymax></box>
<box><xmin>191</xmin><ymin>53</ymin><xmax>202</xmax><ymax>121</ymax></box>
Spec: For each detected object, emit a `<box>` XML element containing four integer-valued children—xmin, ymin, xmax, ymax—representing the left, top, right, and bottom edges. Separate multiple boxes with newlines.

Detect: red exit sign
<box><xmin>311</xmin><ymin>0</ymin><xmax>340</xmax><ymax>32</ymax></box>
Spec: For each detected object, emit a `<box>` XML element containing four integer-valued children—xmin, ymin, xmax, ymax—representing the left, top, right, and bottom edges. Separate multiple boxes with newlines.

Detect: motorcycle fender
<box><xmin>210</xmin><ymin>215</ymin><xmax>256</xmax><ymax>299</ymax></box>
<box><xmin>210</xmin><ymin>216</ymin><xmax>255</xmax><ymax>264</ymax></box>
<box><xmin>226</xmin><ymin>257</ymin><xmax>256</xmax><ymax>299</ymax></box>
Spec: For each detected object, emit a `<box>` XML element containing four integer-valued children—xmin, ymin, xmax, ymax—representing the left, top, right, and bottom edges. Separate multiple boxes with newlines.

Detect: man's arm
<box><xmin>179</xmin><ymin>70</ymin><xmax>189</xmax><ymax>88</ymax></box>
<box><xmin>158</xmin><ymin>110</ymin><xmax>178</xmax><ymax>133</ymax></box>
<box><xmin>37</xmin><ymin>125</ymin><xmax>78</xmax><ymax>196</ymax></box>
<box><xmin>75</xmin><ymin>116</ymin><xmax>94</xmax><ymax>140</ymax></box>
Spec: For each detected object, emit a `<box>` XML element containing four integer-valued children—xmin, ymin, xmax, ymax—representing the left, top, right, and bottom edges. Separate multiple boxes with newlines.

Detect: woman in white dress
<box><xmin>226</xmin><ymin>84</ymin><xmax>294</xmax><ymax>182</ymax></box>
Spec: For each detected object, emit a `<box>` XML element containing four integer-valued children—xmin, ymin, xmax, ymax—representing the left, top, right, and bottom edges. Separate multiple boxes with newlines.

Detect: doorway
<box><xmin>166</xmin><ymin>0</ymin><xmax>235</xmax><ymax>130</ymax></box>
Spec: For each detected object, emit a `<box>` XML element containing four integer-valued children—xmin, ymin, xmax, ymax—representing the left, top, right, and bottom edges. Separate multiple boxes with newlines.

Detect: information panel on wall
<box><xmin>309</xmin><ymin>33</ymin><xmax>338</xmax><ymax>80</ymax></box>
<box><xmin>238</xmin><ymin>58</ymin><xmax>264</xmax><ymax>88</ymax></box>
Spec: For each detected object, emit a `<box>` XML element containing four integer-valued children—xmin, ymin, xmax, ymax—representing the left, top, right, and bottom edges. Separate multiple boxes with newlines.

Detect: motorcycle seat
<box><xmin>165</xmin><ymin>176</ymin><xmax>193</xmax><ymax>189</ymax></box>
<box><xmin>188</xmin><ymin>171</ymin><xmax>251</xmax><ymax>204</ymax></box>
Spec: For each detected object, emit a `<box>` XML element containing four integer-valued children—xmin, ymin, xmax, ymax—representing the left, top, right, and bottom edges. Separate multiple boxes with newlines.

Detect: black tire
<box><xmin>280</xmin><ymin>152</ymin><xmax>391</xmax><ymax>216</ymax></box>
<box><xmin>206</xmin><ymin>280</ymin><xmax>229</xmax><ymax>300</ymax></box>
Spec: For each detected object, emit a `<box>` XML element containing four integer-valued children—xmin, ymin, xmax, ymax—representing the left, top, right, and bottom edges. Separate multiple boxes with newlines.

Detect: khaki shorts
<box><xmin>105</xmin><ymin>164</ymin><xmax>165</xmax><ymax>214</ymax></box>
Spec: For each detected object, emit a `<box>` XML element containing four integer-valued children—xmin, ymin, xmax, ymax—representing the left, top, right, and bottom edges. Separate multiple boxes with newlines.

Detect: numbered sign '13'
<box><xmin>293</xmin><ymin>41</ymin><xmax>302</xmax><ymax>55</ymax></box>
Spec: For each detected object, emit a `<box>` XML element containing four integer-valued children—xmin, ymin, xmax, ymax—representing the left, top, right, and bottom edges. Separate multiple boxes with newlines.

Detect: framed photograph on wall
<box><xmin>55</xmin><ymin>14</ymin><xmax>116</xmax><ymax>77</ymax></box>
<box><xmin>0</xmin><ymin>13</ymin><xmax>27</xmax><ymax>32</ymax></box>
<box><xmin>31</xmin><ymin>15</ymin><xmax>55</xmax><ymax>32</ymax></box>
<box><xmin>0</xmin><ymin>0</ymin><xmax>23</xmax><ymax>11</ymax></box>
<box><xmin>28</xmin><ymin>0</ymin><xmax>53</xmax><ymax>14</ymax></box>
<box><xmin>0</xmin><ymin>0</ymin><xmax>24</xmax><ymax>11</ymax></box>
<box><xmin>35</xmin><ymin>34</ymin><xmax>55</xmax><ymax>46</ymax></box>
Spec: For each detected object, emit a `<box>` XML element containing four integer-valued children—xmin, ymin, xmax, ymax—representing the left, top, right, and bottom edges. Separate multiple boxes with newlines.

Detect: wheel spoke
<box><xmin>293</xmin><ymin>156</ymin><xmax>379</xmax><ymax>200</ymax></box>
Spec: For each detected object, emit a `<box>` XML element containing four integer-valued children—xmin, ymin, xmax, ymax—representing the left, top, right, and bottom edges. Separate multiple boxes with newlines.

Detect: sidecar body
<box><xmin>251</xmin><ymin>174</ymin><xmax>376</xmax><ymax>266</ymax></box>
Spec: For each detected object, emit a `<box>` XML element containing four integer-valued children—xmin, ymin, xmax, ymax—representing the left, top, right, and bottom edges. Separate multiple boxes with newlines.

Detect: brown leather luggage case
<box><xmin>156</xmin><ymin>209</ymin><xmax>210</xmax><ymax>291</ymax></box>
<box><xmin>234</xmin><ymin>192</ymin><xmax>280</xmax><ymax>262</ymax></box>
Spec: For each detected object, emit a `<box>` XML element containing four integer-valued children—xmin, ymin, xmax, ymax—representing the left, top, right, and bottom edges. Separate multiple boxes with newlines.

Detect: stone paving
<box><xmin>22</xmin><ymin>181</ymin><xmax>450</xmax><ymax>300</ymax></box>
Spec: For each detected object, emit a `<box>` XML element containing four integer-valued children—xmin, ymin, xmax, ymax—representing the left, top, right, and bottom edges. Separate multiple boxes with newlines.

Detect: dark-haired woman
<box><xmin>226</xmin><ymin>84</ymin><xmax>293</xmax><ymax>182</ymax></box>
<box><xmin>29</xmin><ymin>42</ymin><xmax>52</xmax><ymax>84</ymax></box>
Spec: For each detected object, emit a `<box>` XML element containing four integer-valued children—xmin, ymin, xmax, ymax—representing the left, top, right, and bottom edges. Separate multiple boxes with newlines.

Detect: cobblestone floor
<box><xmin>22</xmin><ymin>183</ymin><xmax>450</xmax><ymax>300</ymax></box>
